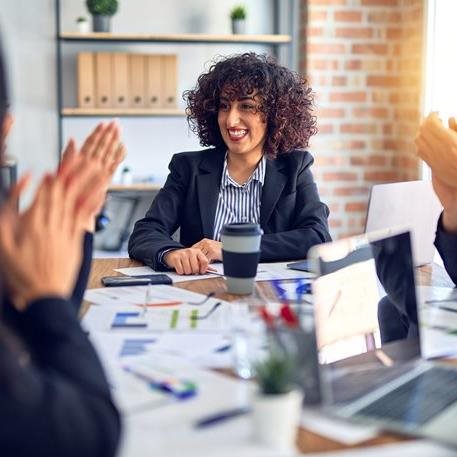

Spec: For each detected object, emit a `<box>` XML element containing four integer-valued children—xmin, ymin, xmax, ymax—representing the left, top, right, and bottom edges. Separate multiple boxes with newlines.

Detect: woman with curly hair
<box><xmin>129</xmin><ymin>52</ymin><xmax>331</xmax><ymax>275</ymax></box>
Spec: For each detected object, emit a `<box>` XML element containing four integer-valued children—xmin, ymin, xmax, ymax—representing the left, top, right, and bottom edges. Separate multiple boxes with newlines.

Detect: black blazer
<box><xmin>435</xmin><ymin>213</ymin><xmax>457</xmax><ymax>285</ymax></box>
<box><xmin>128</xmin><ymin>147</ymin><xmax>331</xmax><ymax>271</ymax></box>
<box><xmin>0</xmin><ymin>233</ymin><xmax>121</xmax><ymax>457</ymax></box>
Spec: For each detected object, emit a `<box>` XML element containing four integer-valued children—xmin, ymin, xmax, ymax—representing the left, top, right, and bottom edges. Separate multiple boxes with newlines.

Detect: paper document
<box><xmin>84</xmin><ymin>284</ymin><xmax>211</xmax><ymax>307</ymax></box>
<box><xmin>82</xmin><ymin>301</ymin><xmax>231</xmax><ymax>334</ymax></box>
<box><xmin>115</xmin><ymin>261</ymin><xmax>313</xmax><ymax>283</ymax></box>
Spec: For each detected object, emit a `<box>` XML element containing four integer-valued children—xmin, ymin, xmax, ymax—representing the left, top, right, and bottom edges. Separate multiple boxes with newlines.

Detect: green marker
<box><xmin>190</xmin><ymin>310</ymin><xmax>198</xmax><ymax>329</ymax></box>
<box><xmin>170</xmin><ymin>309</ymin><xmax>179</xmax><ymax>329</ymax></box>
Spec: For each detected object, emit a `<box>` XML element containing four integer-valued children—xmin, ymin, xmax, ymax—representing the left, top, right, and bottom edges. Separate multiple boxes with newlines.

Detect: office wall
<box><xmin>1</xmin><ymin>0</ymin><xmax>275</xmax><ymax>199</ymax></box>
<box><xmin>0</xmin><ymin>0</ymin><xmax>58</xmax><ymax>203</ymax></box>
<box><xmin>301</xmin><ymin>0</ymin><xmax>424</xmax><ymax>239</ymax></box>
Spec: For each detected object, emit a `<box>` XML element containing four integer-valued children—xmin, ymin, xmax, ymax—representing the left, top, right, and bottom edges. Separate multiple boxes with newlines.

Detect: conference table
<box><xmin>86</xmin><ymin>258</ymin><xmax>456</xmax><ymax>454</ymax></box>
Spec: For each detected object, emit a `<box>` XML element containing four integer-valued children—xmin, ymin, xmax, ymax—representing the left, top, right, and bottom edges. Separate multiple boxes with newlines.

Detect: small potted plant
<box><xmin>252</xmin><ymin>347</ymin><xmax>303</xmax><ymax>452</ymax></box>
<box><xmin>86</xmin><ymin>0</ymin><xmax>119</xmax><ymax>33</ymax></box>
<box><xmin>230</xmin><ymin>5</ymin><xmax>246</xmax><ymax>34</ymax></box>
<box><xmin>76</xmin><ymin>16</ymin><xmax>90</xmax><ymax>34</ymax></box>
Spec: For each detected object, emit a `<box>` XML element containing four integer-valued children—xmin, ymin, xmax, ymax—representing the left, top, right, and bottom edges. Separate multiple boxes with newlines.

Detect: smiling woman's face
<box><xmin>217</xmin><ymin>90</ymin><xmax>266</xmax><ymax>159</ymax></box>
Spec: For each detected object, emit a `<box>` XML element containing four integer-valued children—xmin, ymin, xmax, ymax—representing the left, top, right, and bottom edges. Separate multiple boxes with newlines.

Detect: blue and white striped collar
<box><xmin>220</xmin><ymin>152</ymin><xmax>266</xmax><ymax>189</ymax></box>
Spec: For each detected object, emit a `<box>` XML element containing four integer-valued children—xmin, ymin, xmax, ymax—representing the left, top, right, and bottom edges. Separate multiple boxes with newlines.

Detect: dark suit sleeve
<box><xmin>435</xmin><ymin>213</ymin><xmax>457</xmax><ymax>285</ymax></box>
<box><xmin>260</xmin><ymin>153</ymin><xmax>331</xmax><ymax>261</ymax></box>
<box><xmin>128</xmin><ymin>154</ymin><xmax>188</xmax><ymax>271</ymax></box>
<box><xmin>71</xmin><ymin>231</ymin><xmax>93</xmax><ymax>308</ymax></box>
<box><xmin>0</xmin><ymin>297</ymin><xmax>121</xmax><ymax>457</ymax></box>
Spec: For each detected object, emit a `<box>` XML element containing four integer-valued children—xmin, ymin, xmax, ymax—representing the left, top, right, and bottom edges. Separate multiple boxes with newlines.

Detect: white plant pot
<box><xmin>252</xmin><ymin>389</ymin><xmax>303</xmax><ymax>452</ymax></box>
<box><xmin>232</xmin><ymin>19</ymin><xmax>246</xmax><ymax>34</ymax></box>
<box><xmin>77</xmin><ymin>21</ymin><xmax>90</xmax><ymax>34</ymax></box>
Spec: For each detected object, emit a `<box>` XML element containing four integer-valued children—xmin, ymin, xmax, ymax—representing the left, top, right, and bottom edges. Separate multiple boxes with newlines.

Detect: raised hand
<box><xmin>415</xmin><ymin>113</ymin><xmax>457</xmax><ymax>188</ymax></box>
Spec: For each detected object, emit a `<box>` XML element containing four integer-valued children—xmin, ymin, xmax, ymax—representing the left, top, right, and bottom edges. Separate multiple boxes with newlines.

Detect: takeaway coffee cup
<box><xmin>221</xmin><ymin>223</ymin><xmax>263</xmax><ymax>294</ymax></box>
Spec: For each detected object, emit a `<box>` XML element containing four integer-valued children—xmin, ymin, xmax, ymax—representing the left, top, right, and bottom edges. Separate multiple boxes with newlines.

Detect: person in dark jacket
<box><xmin>129</xmin><ymin>52</ymin><xmax>331</xmax><ymax>275</ymax></box>
<box><xmin>0</xmin><ymin>38</ymin><xmax>125</xmax><ymax>457</ymax></box>
<box><xmin>416</xmin><ymin>112</ymin><xmax>457</xmax><ymax>285</ymax></box>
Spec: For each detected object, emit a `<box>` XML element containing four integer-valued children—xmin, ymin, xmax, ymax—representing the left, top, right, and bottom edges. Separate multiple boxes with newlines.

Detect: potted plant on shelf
<box><xmin>86</xmin><ymin>0</ymin><xmax>119</xmax><ymax>33</ymax></box>
<box><xmin>230</xmin><ymin>5</ymin><xmax>246</xmax><ymax>34</ymax></box>
<box><xmin>76</xmin><ymin>16</ymin><xmax>90</xmax><ymax>34</ymax></box>
<box><xmin>252</xmin><ymin>346</ymin><xmax>303</xmax><ymax>452</ymax></box>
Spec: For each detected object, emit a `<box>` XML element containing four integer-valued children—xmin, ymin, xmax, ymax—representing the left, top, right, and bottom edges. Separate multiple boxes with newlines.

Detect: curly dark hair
<box><xmin>183</xmin><ymin>52</ymin><xmax>317</xmax><ymax>159</ymax></box>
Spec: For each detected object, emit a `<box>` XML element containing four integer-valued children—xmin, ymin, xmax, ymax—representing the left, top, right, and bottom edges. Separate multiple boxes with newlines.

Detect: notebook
<box><xmin>306</xmin><ymin>230</ymin><xmax>457</xmax><ymax>448</ymax></box>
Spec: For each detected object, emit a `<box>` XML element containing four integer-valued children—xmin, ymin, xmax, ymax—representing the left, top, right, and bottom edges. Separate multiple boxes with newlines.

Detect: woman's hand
<box><xmin>0</xmin><ymin>131</ymin><xmax>122</xmax><ymax>310</ymax></box>
<box><xmin>191</xmin><ymin>238</ymin><xmax>223</xmax><ymax>262</ymax></box>
<box><xmin>415</xmin><ymin>113</ymin><xmax>457</xmax><ymax>188</ymax></box>
<box><xmin>432</xmin><ymin>173</ymin><xmax>457</xmax><ymax>234</ymax></box>
<box><xmin>58</xmin><ymin>121</ymin><xmax>126</xmax><ymax>232</ymax></box>
<box><xmin>164</xmin><ymin>248</ymin><xmax>211</xmax><ymax>275</ymax></box>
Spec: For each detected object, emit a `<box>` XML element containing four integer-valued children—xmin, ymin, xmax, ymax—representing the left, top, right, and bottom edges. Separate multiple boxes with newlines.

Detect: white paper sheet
<box><xmin>82</xmin><ymin>301</ymin><xmax>231</xmax><ymax>334</ymax></box>
<box><xmin>84</xmin><ymin>284</ymin><xmax>211</xmax><ymax>307</ymax></box>
<box><xmin>115</xmin><ymin>261</ymin><xmax>313</xmax><ymax>283</ymax></box>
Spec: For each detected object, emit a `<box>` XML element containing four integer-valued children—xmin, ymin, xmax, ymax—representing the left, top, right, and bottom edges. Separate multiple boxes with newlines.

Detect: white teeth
<box><xmin>229</xmin><ymin>129</ymin><xmax>247</xmax><ymax>138</ymax></box>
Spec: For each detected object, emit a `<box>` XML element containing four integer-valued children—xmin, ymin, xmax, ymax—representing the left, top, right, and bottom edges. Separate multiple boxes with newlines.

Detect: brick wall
<box><xmin>300</xmin><ymin>0</ymin><xmax>424</xmax><ymax>239</ymax></box>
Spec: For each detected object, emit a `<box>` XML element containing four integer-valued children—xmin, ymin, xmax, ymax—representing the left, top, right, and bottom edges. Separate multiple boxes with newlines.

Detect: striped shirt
<box><xmin>212</xmin><ymin>154</ymin><xmax>266</xmax><ymax>241</ymax></box>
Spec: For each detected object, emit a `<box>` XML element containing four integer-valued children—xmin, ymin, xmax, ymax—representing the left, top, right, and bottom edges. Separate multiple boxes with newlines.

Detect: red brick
<box><xmin>386</xmin><ymin>27</ymin><xmax>402</xmax><ymax>39</ymax></box>
<box><xmin>345</xmin><ymin>202</ymin><xmax>368</xmax><ymax>212</ymax></box>
<box><xmin>353</xmin><ymin>107</ymin><xmax>389</xmax><ymax>118</ymax></box>
<box><xmin>317</xmin><ymin>107</ymin><xmax>345</xmax><ymax>118</ymax></box>
<box><xmin>308</xmin><ymin>27</ymin><xmax>324</xmax><ymax>37</ymax></box>
<box><xmin>364</xmin><ymin>171</ymin><xmax>399</xmax><ymax>182</ymax></box>
<box><xmin>318</xmin><ymin>124</ymin><xmax>334</xmax><ymax>134</ymax></box>
<box><xmin>323</xmin><ymin>172</ymin><xmax>358</xmax><ymax>181</ymax></box>
<box><xmin>367</xmin><ymin>11</ymin><xmax>401</xmax><ymax>23</ymax></box>
<box><xmin>340</xmin><ymin>124</ymin><xmax>377</xmax><ymax>134</ymax></box>
<box><xmin>362</xmin><ymin>0</ymin><xmax>399</xmax><ymax>5</ymax></box>
<box><xmin>332</xmin><ymin>76</ymin><xmax>347</xmax><ymax>86</ymax></box>
<box><xmin>314</xmin><ymin>156</ymin><xmax>347</xmax><ymax>166</ymax></box>
<box><xmin>329</xmin><ymin>92</ymin><xmax>366</xmax><ymax>102</ymax></box>
<box><xmin>345</xmin><ymin>60</ymin><xmax>362</xmax><ymax>70</ymax></box>
<box><xmin>335</xmin><ymin>27</ymin><xmax>373</xmax><ymax>39</ymax></box>
<box><xmin>308</xmin><ymin>43</ymin><xmax>346</xmax><ymax>54</ymax></box>
<box><xmin>350</xmin><ymin>155</ymin><xmax>388</xmax><ymax>166</ymax></box>
<box><xmin>367</xmin><ymin>75</ymin><xmax>400</xmax><ymax>87</ymax></box>
<box><xmin>334</xmin><ymin>11</ymin><xmax>362</xmax><ymax>22</ymax></box>
<box><xmin>308</xmin><ymin>0</ymin><xmax>346</xmax><ymax>4</ymax></box>
<box><xmin>352</xmin><ymin>44</ymin><xmax>388</xmax><ymax>55</ymax></box>
<box><xmin>309</xmin><ymin>10</ymin><xmax>328</xmax><ymax>22</ymax></box>
<box><xmin>308</xmin><ymin>59</ymin><xmax>339</xmax><ymax>70</ymax></box>
<box><xmin>334</xmin><ymin>186</ymin><xmax>369</xmax><ymax>196</ymax></box>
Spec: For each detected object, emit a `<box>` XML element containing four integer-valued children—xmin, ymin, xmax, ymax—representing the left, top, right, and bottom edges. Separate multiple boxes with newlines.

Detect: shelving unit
<box><xmin>59</xmin><ymin>32</ymin><xmax>292</xmax><ymax>44</ymax></box>
<box><xmin>54</xmin><ymin>0</ymin><xmax>299</xmax><ymax>153</ymax></box>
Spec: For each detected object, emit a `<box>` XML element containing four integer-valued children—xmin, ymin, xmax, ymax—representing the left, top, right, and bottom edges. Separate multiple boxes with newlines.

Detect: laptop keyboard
<box><xmin>356</xmin><ymin>366</ymin><xmax>457</xmax><ymax>427</ymax></box>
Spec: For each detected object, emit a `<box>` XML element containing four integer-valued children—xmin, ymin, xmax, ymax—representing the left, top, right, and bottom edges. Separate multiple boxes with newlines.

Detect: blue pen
<box><xmin>195</xmin><ymin>406</ymin><xmax>251</xmax><ymax>428</ymax></box>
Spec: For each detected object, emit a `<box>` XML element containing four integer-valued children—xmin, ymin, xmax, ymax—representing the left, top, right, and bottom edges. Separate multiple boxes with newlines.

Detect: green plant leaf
<box><xmin>230</xmin><ymin>5</ymin><xmax>246</xmax><ymax>20</ymax></box>
<box><xmin>86</xmin><ymin>0</ymin><xmax>119</xmax><ymax>17</ymax></box>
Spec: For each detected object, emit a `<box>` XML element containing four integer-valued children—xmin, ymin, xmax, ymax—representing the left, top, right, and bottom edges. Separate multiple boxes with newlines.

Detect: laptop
<box><xmin>288</xmin><ymin>180</ymin><xmax>442</xmax><ymax>272</ymax></box>
<box><xmin>365</xmin><ymin>180</ymin><xmax>442</xmax><ymax>266</ymax></box>
<box><xmin>306</xmin><ymin>230</ymin><xmax>457</xmax><ymax>447</ymax></box>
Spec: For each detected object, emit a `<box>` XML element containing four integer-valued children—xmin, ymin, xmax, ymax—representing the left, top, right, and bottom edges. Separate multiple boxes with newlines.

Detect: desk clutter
<box><xmin>77</xmin><ymin>52</ymin><xmax>178</xmax><ymax>109</ymax></box>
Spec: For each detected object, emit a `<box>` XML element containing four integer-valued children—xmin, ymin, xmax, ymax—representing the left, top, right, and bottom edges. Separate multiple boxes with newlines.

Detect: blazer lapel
<box><xmin>197</xmin><ymin>148</ymin><xmax>226</xmax><ymax>238</ymax></box>
<box><xmin>260</xmin><ymin>158</ymin><xmax>287</xmax><ymax>228</ymax></box>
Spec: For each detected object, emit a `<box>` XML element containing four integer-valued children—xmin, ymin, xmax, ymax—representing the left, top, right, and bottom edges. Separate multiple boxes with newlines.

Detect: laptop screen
<box><xmin>308</xmin><ymin>230</ymin><xmax>421</xmax><ymax>404</ymax></box>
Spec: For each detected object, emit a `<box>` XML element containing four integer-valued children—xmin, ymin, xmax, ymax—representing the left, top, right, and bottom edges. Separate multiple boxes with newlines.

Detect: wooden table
<box><xmin>87</xmin><ymin>258</ymin><xmax>455</xmax><ymax>453</ymax></box>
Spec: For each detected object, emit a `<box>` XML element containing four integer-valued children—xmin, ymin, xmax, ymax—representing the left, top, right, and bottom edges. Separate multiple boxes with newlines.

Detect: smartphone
<box><xmin>101</xmin><ymin>274</ymin><xmax>172</xmax><ymax>287</ymax></box>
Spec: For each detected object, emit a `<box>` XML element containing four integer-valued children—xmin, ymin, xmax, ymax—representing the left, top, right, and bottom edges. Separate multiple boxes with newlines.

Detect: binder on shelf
<box><xmin>162</xmin><ymin>55</ymin><xmax>178</xmax><ymax>109</ymax></box>
<box><xmin>129</xmin><ymin>54</ymin><xmax>146</xmax><ymax>108</ymax></box>
<box><xmin>77</xmin><ymin>53</ymin><xmax>95</xmax><ymax>108</ymax></box>
<box><xmin>145</xmin><ymin>54</ymin><xmax>162</xmax><ymax>109</ymax></box>
<box><xmin>112</xmin><ymin>53</ymin><xmax>129</xmax><ymax>109</ymax></box>
<box><xmin>95</xmin><ymin>52</ymin><xmax>113</xmax><ymax>108</ymax></box>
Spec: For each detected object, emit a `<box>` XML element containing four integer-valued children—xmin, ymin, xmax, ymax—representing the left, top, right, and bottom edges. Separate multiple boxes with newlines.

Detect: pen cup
<box><xmin>221</xmin><ymin>223</ymin><xmax>263</xmax><ymax>295</ymax></box>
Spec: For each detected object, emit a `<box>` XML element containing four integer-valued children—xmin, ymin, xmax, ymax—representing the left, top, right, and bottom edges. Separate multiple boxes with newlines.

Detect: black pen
<box><xmin>195</xmin><ymin>406</ymin><xmax>251</xmax><ymax>428</ymax></box>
